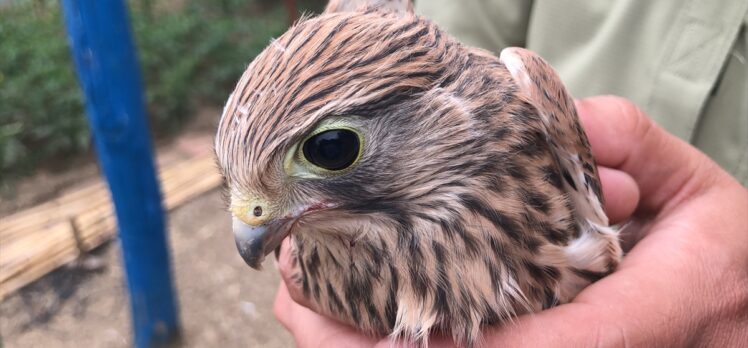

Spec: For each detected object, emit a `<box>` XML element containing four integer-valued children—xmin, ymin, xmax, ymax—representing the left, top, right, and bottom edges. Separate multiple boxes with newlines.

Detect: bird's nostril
<box><xmin>253</xmin><ymin>206</ymin><xmax>263</xmax><ymax>217</ymax></box>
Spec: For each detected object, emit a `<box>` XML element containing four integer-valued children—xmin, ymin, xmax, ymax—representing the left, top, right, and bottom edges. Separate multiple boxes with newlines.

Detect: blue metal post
<box><xmin>61</xmin><ymin>1</ymin><xmax>179</xmax><ymax>347</ymax></box>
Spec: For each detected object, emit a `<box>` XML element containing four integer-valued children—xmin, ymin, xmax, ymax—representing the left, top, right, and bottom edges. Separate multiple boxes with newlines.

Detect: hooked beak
<box><xmin>233</xmin><ymin>217</ymin><xmax>292</xmax><ymax>270</ymax></box>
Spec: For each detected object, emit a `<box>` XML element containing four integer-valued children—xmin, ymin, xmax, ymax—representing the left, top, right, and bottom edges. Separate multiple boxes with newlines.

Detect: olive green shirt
<box><xmin>417</xmin><ymin>0</ymin><xmax>748</xmax><ymax>185</ymax></box>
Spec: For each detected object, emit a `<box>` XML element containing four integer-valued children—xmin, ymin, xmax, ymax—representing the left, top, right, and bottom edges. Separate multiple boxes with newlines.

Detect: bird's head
<box><xmin>214</xmin><ymin>2</ymin><xmax>543</xmax><ymax>271</ymax></box>
<box><xmin>214</xmin><ymin>3</ymin><xmax>466</xmax><ymax>268</ymax></box>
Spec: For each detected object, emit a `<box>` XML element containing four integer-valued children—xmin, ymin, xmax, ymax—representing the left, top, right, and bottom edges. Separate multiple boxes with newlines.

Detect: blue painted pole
<box><xmin>61</xmin><ymin>1</ymin><xmax>180</xmax><ymax>347</ymax></box>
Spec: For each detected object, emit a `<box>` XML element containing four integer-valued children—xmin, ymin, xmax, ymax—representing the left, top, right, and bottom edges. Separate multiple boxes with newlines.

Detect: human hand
<box><xmin>273</xmin><ymin>96</ymin><xmax>748</xmax><ymax>347</ymax></box>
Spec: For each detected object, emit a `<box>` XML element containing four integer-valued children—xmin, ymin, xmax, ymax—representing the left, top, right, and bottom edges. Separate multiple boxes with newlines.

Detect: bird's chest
<box><xmin>292</xmin><ymin>233</ymin><xmax>399</xmax><ymax>335</ymax></box>
<box><xmin>291</xmin><ymin>218</ymin><xmax>562</xmax><ymax>338</ymax></box>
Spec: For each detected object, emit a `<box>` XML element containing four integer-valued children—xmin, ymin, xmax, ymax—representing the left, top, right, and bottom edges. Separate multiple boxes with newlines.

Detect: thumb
<box><xmin>575</xmin><ymin>96</ymin><xmax>722</xmax><ymax>216</ymax></box>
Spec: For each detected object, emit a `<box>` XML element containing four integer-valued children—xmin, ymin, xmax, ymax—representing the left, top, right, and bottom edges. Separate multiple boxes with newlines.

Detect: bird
<box><xmin>214</xmin><ymin>0</ymin><xmax>622</xmax><ymax>346</ymax></box>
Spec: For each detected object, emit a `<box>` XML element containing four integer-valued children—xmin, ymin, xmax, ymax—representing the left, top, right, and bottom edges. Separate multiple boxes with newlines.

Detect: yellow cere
<box><xmin>230</xmin><ymin>195</ymin><xmax>272</xmax><ymax>226</ymax></box>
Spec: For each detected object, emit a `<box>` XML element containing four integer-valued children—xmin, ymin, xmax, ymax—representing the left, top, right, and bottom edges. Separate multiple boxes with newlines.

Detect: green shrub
<box><xmin>131</xmin><ymin>1</ymin><xmax>294</xmax><ymax>130</ymax></box>
<box><xmin>0</xmin><ymin>0</ymin><xmax>324</xmax><ymax>188</ymax></box>
<box><xmin>0</xmin><ymin>2</ymin><xmax>88</xmax><ymax>182</ymax></box>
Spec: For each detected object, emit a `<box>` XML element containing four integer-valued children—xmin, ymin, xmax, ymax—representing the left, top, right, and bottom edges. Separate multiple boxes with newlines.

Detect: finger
<box><xmin>276</xmin><ymin>237</ymin><xmax>316</xmax><ymax>310</ymax></box>
<box><xmin>273</xmin><ymin>280</ymin><xmax>297</xmax><ymax>332</ymax></box>
<box><xmin>575</xmin><ymin>96</ymin><xmax>718</xmax><ymax>215</ymax></box>
<box><xmin>598</xmin><ymin>166</ymin><xmax>639</xmax><ymax>224</ymax></box>
<box><xmin>477</xmin><ymin>303</ymin><xmax>635</xmax><ymax>347</ymax></box>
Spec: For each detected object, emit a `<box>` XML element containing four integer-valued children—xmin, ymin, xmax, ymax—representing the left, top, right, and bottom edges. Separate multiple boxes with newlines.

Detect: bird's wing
<box><xmin>499</xmin><ymin>47</ymin><xmax>608</xmax><ymax>227</ymax></box>
<box><xmin>500</xmin><ymin>48</ymin><xmax>621</xmax><ymax>298</ymax></box>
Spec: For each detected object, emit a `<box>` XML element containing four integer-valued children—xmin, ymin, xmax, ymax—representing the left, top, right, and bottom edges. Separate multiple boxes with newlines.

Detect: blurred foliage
<box><xmin>0</xmin><ymin>1</ymin><xmax>86</xmax><ymax>184</ymax></box>
<box><xmin>0</xmin><ymin>0</ymin><xmax>324</xmax><ymax>187</ymax></box>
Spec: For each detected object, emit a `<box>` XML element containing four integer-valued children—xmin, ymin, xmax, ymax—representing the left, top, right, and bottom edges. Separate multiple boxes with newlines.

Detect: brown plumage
<box><xmin>214</xmin><ymin>1</ymin><xmax>621</xmax><ymax>346</ymax></box>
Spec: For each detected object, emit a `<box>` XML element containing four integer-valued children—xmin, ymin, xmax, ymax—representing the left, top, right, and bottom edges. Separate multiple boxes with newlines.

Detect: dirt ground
<box><xmin>0</xmin><ymin>108</ymin><xmax>294</xmax><ymax>347</ymax></box>
<box><xmin>0</xmin><ymin>191</ymin><xmax>293</xmax><ymax>347</ymax></box>
<box><xmin>0</xmin><ymin>189</ymin><xmax>294</xmax><ymax>348</ymax></box>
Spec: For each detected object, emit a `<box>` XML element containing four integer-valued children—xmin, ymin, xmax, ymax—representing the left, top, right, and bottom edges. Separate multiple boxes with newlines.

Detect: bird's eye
<box><xmin>302</xmin><ymin>129</ymin><xmax>360</xmax><ymax>171</ymax></box>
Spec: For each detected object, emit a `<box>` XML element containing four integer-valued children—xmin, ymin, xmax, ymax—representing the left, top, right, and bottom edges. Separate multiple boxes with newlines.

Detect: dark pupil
<box><xmin>303</xmin><ymin>129</ymin><xmax>360</xmax><ymax>171</ymax></box>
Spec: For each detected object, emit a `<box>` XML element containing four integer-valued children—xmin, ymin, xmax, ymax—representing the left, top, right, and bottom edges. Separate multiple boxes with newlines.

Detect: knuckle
<box><xmin>606</xmin><ymin>96</ymin><xmax>650</xmax><ymax>136</ymax></box>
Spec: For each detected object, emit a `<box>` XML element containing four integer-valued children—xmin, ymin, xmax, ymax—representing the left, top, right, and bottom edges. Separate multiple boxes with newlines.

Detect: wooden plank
<box><xmin>0</xmin><ymin>183</ymin><xmax>110</xmax><ymax>244</ymax></box>
<box><xmin>0</xmin><ymin>222</ymin><xmax>74</xmax><ymax>288</ymax></box>
<box><xmin>0</xmin><ymin>154</ymin><xmax>217</xmax><ymax>244</ymax></box>
<box><xmin>0</xmin><ymin>151</ymin><xmax>222</xmax><ymax>301</ymax></box>
<box><xmin>0</xmin><ymin>152</ymin><xmax>215</xmax><ymax>244</ymax></box>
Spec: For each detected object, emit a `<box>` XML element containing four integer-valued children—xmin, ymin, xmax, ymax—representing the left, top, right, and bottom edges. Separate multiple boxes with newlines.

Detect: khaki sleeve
<box><xmin>526</xmin><ymin>0</ymin><xmax>748</xmax><ymax>185</ymax></box>
<box><xmin>692</xmin><ymin>13</ymin><xmax>748</xmax><ymax>185</ymax></box>
<box><xmin>414</xmin><ymin>0</ymin><xmax>532</xmax><ymax>53</ymax></box>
